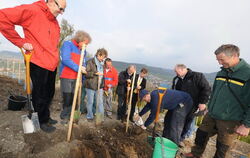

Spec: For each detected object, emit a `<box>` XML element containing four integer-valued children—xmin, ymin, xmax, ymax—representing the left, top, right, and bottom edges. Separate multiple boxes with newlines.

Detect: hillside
<box><xmin>0</xmin><ymin>50</ymin><xmax>216</xmax><ymax>84</ymax></box>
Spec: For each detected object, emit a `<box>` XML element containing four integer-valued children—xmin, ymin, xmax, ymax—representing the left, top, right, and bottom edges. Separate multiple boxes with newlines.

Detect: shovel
<box><xmin>95</xmin><ymin>75</ymin><xmax>103</xmax><ymax>126</ymax></box>
<box><xmin>20</xmin><ymin>49</ymin><xmax>40</xmax><ymax>134</ymax></box>
<box><xmin>152</xmin><ymin>87</ymin><xmax>167</xmax><ymax>141</ymax></box>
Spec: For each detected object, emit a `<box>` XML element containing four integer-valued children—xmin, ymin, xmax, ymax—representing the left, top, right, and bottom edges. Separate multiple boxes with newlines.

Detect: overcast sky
<box><xmin>0</xmin><ymin>0</ymin><xmax>250</xmax><ymax>73</ymax></box>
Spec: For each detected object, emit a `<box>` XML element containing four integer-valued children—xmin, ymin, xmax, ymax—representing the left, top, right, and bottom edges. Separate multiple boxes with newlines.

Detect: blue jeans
<box><xmin>86</xmin><ymin>88</ymin><xmax>103</xmax><ymax>119</ymax></box>
<box><xmin>183</xmin><ymin>118</ymin><xmax>197</xmax><ymax>139</ymax></box>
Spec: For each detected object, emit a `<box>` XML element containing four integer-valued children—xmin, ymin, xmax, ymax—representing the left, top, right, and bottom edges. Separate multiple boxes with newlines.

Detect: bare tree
<box><xmin>59</xmin><ymin>19</ymin><xmax>74</xmax><ymax>48</ymax></box>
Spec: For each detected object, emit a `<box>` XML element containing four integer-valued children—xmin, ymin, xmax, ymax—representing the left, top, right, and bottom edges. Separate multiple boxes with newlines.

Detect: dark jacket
<box><xmin>208</xmin><ymin>59</ymin><xmax>250</xmax><ymax>127</ymax></box>
<box><xmin>139</xmin><ymin>89</ymin><xmax>193</xmax><ymax>127</ymax></box>
<box><xmin>84</xmin><ymin>58</ymin><xmax>104</xmax><ymax>90</ymax></box>
<box><xmin>116</xmin><ymin>70</ymin><xmax>134</xmax><ymax>95</ymax></box>
<box><xmin>172</xmin><ymin>69</ymin><xmax>211</xmax><ymax>110</ymax></box>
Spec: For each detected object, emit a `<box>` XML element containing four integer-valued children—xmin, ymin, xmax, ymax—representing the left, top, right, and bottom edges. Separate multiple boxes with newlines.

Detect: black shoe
<box><xmin>48</xmin><ymin>118</ymin><xmax>58</xmax><ymax>125</ymax></box>
<box><xmin>40</xmin><ymin>123</ymin><xmax>56</xmax><ymax>133</ymax></box>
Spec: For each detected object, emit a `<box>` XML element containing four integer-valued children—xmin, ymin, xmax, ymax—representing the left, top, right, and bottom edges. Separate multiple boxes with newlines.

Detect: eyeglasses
<box><xmin>54</xmin><ymin>0</ymin><xmax>65</xmax><ymax>12</ymax></box>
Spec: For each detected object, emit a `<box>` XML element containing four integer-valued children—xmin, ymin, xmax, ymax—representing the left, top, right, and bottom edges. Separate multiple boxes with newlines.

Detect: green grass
<box><xmin>240</xmin><ymin>135</ymin><xmax>250</xmax><ymax>144</ymax></box>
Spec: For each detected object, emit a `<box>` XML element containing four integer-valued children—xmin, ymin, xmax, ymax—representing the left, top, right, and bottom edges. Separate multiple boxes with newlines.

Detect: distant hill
<box><xmin>0</xmin><ymin>50</ymin><xmax>216</xmax><ymax>84</ymax></box>
<box><xmin>0</xmin><ymin>50</ymin><xmax>22</xmax><ymax>59</ymax></box>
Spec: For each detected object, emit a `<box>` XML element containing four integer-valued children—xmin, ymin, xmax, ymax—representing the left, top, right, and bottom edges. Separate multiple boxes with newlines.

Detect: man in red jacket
<box><xmin>103</xmin><ymin>58</ymin><xmax>118</xmax><ymax>118</ymax></box>
<box><xmin>0</xmin><ymin>0</ymin><xmax>66</xmax><ymax>133</ymax></box>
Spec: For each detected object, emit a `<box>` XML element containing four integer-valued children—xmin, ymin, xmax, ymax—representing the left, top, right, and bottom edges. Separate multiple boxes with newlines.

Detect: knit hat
<box><xmin>139</xmin><ymin>89</ymin><xmax>149</xmax><ymax>100</ymax></box>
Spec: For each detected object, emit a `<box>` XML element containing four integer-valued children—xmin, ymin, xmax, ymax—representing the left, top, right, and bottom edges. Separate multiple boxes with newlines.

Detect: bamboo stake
<box><xmin>125</xmin><ymin>71</ymin><xmax>136</xmax><ymax>132</ymax></box>
<box><xmin>67</xmin><ymin>44</ymin><xmax>86</xmax><ymax>142</ymax></box>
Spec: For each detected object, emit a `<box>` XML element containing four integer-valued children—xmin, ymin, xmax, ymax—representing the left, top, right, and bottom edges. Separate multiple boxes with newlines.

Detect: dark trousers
<box><xmin>191</xmin><ymin>114</ymin><xmax>239</xmax><ymax>158</ymax></box>
<box><xmin>162</xmin><ymin>98</ymin><xmax>193</xmax><ymax>145</ymax></box>
<box><xmin>30</xmin><ymin>63</ymin><xmax>56</xmax><ymax>124</ymax></box>
<box><xmin>117</xmin><ymin>94</ymin><xmax>127</xmax><ymax>120</ymax></box>
<box><xmin>129</xmin><ymin>93</ymin><xmax>138</xmax><ymax>121</ymax></box>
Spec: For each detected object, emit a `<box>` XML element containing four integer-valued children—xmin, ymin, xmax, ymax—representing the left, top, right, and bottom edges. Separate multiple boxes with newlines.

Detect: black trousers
<box><xmin>30</xmin><ymin>63</ymin><xmax>57</xmax><ymax>124</ymax></box>
<box><xmin>129</xmin><ymin>93</ymin><xmax>138</xmax><ymax>121</ymax></box>
<box><xmin>117</xmin><ymin>94</ymin><xmax>127</xmax><ymax>120</ymax></box>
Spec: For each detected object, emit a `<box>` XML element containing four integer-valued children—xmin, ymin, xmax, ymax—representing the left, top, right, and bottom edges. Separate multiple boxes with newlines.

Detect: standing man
<box><xmin>184</xmin><ymin>44</ymin><xmax>250</xmax><ymax>158</ymax></box>
<box><xmin>129</xmin><ymin>68</ymin><xmax>148</xmax><ymax>122</ymax></box>
<box><xmin>0</xmin><ymin>0</ymin><xmax>67</xmax><ymax>133</ymax></box>
<box><xmin>116</xmin><ymin>65</ymin><xmax>136</xmax><ymax>121</ymax></box>
<box><xmin>172</xmin><ymin>64</ymin><xmax>211</xmax><ymax>140</ymax></box>
<box><xmin>103</xmin><ymin>58</ymin><xmax>118</xmax><ymax>119</ymax></box>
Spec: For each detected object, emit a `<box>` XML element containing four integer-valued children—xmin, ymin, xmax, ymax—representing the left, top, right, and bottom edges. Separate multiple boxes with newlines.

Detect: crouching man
<box><xmin>135</xmin><ymin>87</ymin><xmax>193</xmax><ymax>145</ymax></box>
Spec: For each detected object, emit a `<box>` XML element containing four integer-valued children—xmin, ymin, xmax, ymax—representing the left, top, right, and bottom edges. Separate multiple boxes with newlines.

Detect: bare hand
<box><xmin>81</xmin><ymin>66</ymin><xmax>87</xmax><ymax>74</ymax></box>
<box><xmin>95</xmin><ymin>72</ymin><xmax>103</xmax><ymax>76</ymax></box>
<box><xmin>127</xmin><ymin>79</ymin><xmax>131</xmax><ymax>83</ymax></box>
<box><xmin>198</xmin><ymin>104</ymin><xmax>207</xmax><ymax>111</ymax></box>
<box><xmin>23</xmin><ymin>43</ymin><xmax>33</xmax><ymax>51</ymax></box>
<box><xmin>137</xmin><ymin>86</ymin><xmax>141</xmax><ymax>90</ymax></box>
<box><xmin>127</xmin><ymin>87</ymin><xmax>131</xmax><ymax>91</ymax></box>
<box><xmin>235</xmin><ymin>125</ymin><xmax>250</xmax><ymax>136</ymax></box>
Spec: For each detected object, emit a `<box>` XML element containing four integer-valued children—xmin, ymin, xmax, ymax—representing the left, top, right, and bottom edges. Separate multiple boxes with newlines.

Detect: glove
<box><xmin>135</xmin><ymin>117</ymin><xmax>144</xmax><ymax>126</ymax></box>
<box><xmin>133</xmin><ymin>113</ymin><xmax>140</xmax><ymax>122</ymax></box>
<box><xmin>140</xmin><ymin>125</ymin><xmax>147</xmax><ymax>130</ymax></box>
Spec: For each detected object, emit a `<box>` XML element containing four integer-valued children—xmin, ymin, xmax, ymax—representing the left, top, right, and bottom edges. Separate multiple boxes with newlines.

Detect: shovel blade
<box><xmin>95</xmin><ymin>113</ymin><xmax>104</xmax><ymax>126</ymax></box>
<box><xmin>21</xmin><ymin>112</ymin><xmax>40</xmax><ymax>134</ymax></box>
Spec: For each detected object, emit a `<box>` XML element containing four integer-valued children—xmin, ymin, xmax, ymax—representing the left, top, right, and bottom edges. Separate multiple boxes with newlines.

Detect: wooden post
<box><xmin>125</xmin><ymin>71</ymin><xmax>136</xmax><ymax>132</ymax></box>
<box><xmin>67</xmin><ymin>44</ymin><xmax>86</xmax><ymax>142</ymax></box>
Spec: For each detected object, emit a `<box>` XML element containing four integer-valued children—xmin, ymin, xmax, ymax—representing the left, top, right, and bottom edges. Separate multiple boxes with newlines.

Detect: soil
<box><xmin>0</xmin><ymin>75</ymin><xmax>249</xmax><ymax>158</ymax></box>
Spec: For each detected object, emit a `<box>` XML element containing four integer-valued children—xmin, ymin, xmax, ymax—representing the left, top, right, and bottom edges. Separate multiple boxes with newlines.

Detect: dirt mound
<box><xmin>71</xmin><ymin>122</ymin><xmax>152</xmax><ymax>158</ymax></box>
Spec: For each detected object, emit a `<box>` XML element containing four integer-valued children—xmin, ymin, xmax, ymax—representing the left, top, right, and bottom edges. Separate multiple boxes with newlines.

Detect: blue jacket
<box><xmin>139</xmin><ymin>89</ymin><xmax>192</xmax><ymax>127</ymax></box>
<box><xmin>59</xmin><ymin>40</ymin><xmax>87</xmax><ymax>80</ymax></box>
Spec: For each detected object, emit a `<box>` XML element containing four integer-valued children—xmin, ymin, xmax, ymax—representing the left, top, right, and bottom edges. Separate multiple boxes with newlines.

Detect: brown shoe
<box><xmin>182</xmin><ymin>153</ymin><xmax>200</xmax><ymax>158</ymax></box>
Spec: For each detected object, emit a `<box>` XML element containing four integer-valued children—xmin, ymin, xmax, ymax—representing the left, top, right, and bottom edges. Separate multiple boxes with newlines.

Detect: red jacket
<box><xmin>0</xmin><ymin>0</ymin><xmax>60</xmax><ymax>71</ymax></box>
<box><xmin>103</xmin><ymin>67</ymin><xmax>118</xmax><ymax>91</ymax></box>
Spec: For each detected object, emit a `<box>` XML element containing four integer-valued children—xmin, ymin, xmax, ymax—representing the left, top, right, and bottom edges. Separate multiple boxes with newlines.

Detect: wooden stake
<box><xmin>67</xmin><ymin>44</ymin><xmax>86</xmax><ymax>142</ymax></box>
<box><xmin>125</xmin><ymin>71</ymin><xmax>136</xmax><ymax>132</ymax></box>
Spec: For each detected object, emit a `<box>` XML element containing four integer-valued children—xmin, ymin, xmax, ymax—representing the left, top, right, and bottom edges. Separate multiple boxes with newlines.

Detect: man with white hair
<box><xmin>0</xmin><ymin>0</ymin><xmax>67</xmax><ymax>133</ymax></box>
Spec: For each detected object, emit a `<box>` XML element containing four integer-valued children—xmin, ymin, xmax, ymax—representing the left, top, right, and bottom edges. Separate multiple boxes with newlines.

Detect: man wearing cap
<box><xmin>0</xmin><ymin>0</ymin><xmax>67</xmax><ymax>133</ymax></box>
<box><xmin>135</xmin><ymin>88</ymin><xmax>193</xmax><ymax>145</ymax></box>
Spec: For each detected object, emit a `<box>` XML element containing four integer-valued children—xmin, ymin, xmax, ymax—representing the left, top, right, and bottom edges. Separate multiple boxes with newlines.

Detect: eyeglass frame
<box><xmin>54</xmin><ymin>0</ymin><xmax>65</xmax><ymax>12</ymax></box>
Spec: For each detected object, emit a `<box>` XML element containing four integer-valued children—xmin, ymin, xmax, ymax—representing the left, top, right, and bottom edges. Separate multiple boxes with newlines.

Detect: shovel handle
<box><xmin>20</xmin><ymin>49</ymin><xmax>33</xmax><ymax>95</ymax></box>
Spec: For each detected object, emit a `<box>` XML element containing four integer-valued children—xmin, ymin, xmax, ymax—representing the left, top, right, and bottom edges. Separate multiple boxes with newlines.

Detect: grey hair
<box><xmin>175</xmin><ymin>64</ymin><xmax>187</xmax><ymax>69</ymax></box>
<box><xmin>214</xmin><ymin>44</ymin><xmax>240</xmax><ymax>57</ymax></box>
<box><xmin>128</xmin><ymin>65</ymin><xmax>136</xmax><ymax>70</ymax></box>
<box><xmin>72</xmin><ymin>30</ymin><xmax>92</xmax><ymax>43</ymax></box>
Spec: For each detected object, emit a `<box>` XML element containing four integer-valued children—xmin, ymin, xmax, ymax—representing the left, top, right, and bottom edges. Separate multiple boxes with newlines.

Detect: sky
<box><xmin>0</xmin><ymin>0</ymin><xmax>250</xmax><ymax>73</ymax></box>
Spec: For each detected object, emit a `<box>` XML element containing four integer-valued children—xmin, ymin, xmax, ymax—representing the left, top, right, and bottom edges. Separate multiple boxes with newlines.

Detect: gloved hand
<box><xmin>133</xmin><ymin>113</ymin><xmax>140</xmax><ymax>122</ymax></box>
<box><xmin>140</xmin><ymin>125</ymin><xmax>147</xmax><ymax>130</ymax></box>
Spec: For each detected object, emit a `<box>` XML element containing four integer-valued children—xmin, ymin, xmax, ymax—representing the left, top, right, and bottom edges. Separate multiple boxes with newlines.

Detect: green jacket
<box><xmin>208</xmin><ymin>59</ymin><xmax>250</xmax><ymax>127</ymax></box>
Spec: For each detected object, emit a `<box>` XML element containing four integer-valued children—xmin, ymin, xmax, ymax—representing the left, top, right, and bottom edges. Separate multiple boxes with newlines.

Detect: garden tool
<box><xmin>152</xmin><ymin>86</ymin><xmax>167</xmax><ymax>141</ymax></box>
<box><xmin>125</xmin><ymin>71</ymin><xmax>136</xmax><ymax>132</ymax></box>
<box><xmin>67</xmin><ymin>43</ymin><xmax>86</xmax><ymax>142</ymax></box>
<box><xmin>20</xmin><ymin>49</ymin><xmax>40</xmax><ymax>134</ymax></box>
<box><xmin>95</xmin><ymin>75</ymin><xmax>103</xmax><ymax>126</ymax></box>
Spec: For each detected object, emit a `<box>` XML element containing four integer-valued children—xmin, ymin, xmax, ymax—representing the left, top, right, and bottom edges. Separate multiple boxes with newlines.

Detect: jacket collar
<box><xmin>35</xmin><ymin>0</ymin><xmax>57</xmax><ymax>21</ymax></box>
<box><xmin>221</xmin><ymin>59</ymin><xmax>246</xmax><ymax>72</ymax></box>
<box><xmin>71</xmin><ymin>40</ymin><xmax>80</xmax><ymax>49</ymax></box>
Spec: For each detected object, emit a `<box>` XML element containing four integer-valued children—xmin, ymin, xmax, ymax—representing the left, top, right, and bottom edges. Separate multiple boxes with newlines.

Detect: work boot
<box><xmin>48</xmin><ymin>117</ymin><xmax>58</xmax><ymax>125</ymax></box>
<box><xmin>40</xmin><ymin>123</ymin><xmax>56</xmax><ymax>133</ymax></box>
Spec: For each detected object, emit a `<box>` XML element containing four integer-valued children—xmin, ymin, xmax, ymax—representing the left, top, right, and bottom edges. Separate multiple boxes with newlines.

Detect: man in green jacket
<box><xmin>184</xmin><ymin>44</ymin><xmax>250</xmax><ymax>158</ymax></box>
